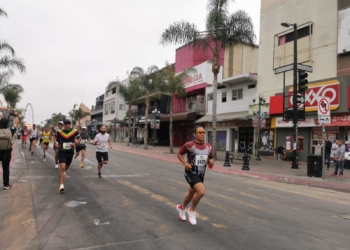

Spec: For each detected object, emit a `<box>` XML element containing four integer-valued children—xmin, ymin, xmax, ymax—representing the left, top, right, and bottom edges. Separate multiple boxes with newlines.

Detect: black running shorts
<box><xmin>76</xmin><ymin>146</ymin><xmax>86</xmax><ymax>152</ymax></box>
<box><xmin>184</xmin><ymin>171</ymin><xmax>204</xmax><ymax>188</ymax></box>
<box><xmin>29</xmin><ymin>138</ymin><xmax>36</xmax><ymax>142</ymax></box>
<box><xmin>58</xmin><ymin>152</ymin><xmax>74</xmax><ymax>166</ymax></box>
<box><xmin>43</xmin><ymin>142</ymin><xmax>49</xmax><ymax>146</ymax></box>
<box><xmin>96</xmin><ymin>151</ymin><xmax>108</xmax><ymax>163</ymax></box>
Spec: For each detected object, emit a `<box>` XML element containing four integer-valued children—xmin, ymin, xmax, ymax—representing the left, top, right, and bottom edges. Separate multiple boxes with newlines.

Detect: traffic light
<box><xmin>284</xmin><ymin>109</ymin><xmax>305</xmax><ymax>120</ymax></box>
<box><xmin>284</xmin><ymin>109</ymin><xmax>293</xmax><ymax>120</ymax></box>
<box><xmin>298</xmin><ymin>70</ymin><xmax>308</xmax><ymax>93</ymax></box>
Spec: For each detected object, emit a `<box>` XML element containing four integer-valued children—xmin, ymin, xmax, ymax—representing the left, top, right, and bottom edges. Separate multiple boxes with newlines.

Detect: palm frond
<box><xmin>0</xmin><ymin>69</ymin><xmax>14</xmax><ymax>85</ymax></box>
<box><xmin>206</xmin><ymin>0</ymin><xmax>232</xmax><ymax>34</ymax></box>
<box><xmin>0</xmin><ymin>56</ymin><xmax>26</xmax><ymax>73</ymax></box>
<box><xmin>223</xmin><ymin>10</ymin><xmax>256</xmax><ymax>47</ymax></box>
<box><xmin>0</xmin><ymin>8</ymin><xmax>8</xmax><ymax>18</ymax></box>
<box><xmin>107</xmin><ymin>80</ymin><xmax>120</xmax><ymax>90</ymax></box>
<box><xmin>0</xmin><ymin>41</ymin><xmax>15</xmax><ymax>56</ymax></box>
<box><xmin>160</xmin><ymin>21</ymin><xmax>202</xmax><ymax>46</ymax></box>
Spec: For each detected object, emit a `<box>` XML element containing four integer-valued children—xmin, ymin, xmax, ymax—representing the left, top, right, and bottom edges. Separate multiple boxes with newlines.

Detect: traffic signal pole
<box><xmin>292</xmin><ymin>23</ymin><xmax>299</xmax><ymax>169</ymax></box>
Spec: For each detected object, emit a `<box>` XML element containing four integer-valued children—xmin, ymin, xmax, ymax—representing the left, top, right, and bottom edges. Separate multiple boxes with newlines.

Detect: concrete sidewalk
<box><xmin>109</xmin><ymin>141</ymin><xmax>350</xmax><ymax>192</ymax></box>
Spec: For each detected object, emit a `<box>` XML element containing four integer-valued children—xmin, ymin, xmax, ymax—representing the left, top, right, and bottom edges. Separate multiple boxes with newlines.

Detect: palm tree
<box><xmin>119</xmin><ymin>81</ymin><xmax>140</xmax><ymax>146</ymax></box>
<box><xmin>69</xmin><ymin>106</ymin><xmax>90</xmax><ymax>127</ymax></box>
<box><xmin>50</xmin><ymin>113</ymin><xmax>66</xmax><ymax>126</ymax></box>
<box><xmin>129</xmin><ymin>65</ymin><xmax>162</xmax><ymax>149</ymax></box>
<box><xmin>2</xmin><ymin>86</ymin><xmax>23</xmax><ymax>108</ymax></box>
<box><xmin>160</xmin><ymin>0</ymin><xmax>255</xmax><ymax>159</ymax></box>
<box><xmin>161</xmin><ymin>63</ymin><xmax>196</xmax><ymax>153</ymax></box>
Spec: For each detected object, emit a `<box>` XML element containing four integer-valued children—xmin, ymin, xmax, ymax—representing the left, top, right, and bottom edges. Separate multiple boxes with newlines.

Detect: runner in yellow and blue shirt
<box><xmin>42</xmin><ymin>127</ymin><xmax>51</xmax><ymax>159</ymax></box>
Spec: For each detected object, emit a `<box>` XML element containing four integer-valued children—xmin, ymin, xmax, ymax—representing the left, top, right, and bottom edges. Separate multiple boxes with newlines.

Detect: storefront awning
<box><xmin>160</xmin><ymin>112</ymin><xmax>197</xmax><ymax>122</ymax></box>
<box><xmin>222</xmin><ymin>73</ymin><xmax>257</xmax><ymax>87</ymax></box>
<box><xmin>195</xmin><ymin>111</ymin><xmax>249</xmax><ymax>123</ymax></box>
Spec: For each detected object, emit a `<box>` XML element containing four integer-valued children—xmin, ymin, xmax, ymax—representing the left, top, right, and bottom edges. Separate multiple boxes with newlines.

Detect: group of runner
<box><xmin>19</xmin><ymin>122</ymin><xmax>214</xmax><ymax>226</ymax></box>
<box><xmin>21</xmin><ymin>120</ymin><xmax>112</xmax><ymax>193</ymax></box>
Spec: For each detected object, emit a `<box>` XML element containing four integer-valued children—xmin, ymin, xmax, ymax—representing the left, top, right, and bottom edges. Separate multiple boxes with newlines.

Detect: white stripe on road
<box><xmin>10</xmin><ymin>175</ymin><xmax>142</xmax><ymax>179</ymax></box>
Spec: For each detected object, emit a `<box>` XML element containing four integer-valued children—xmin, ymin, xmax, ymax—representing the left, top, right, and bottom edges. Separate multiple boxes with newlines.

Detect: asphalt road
<box><xmin>1</xmin><ymin>140</ymin><xmax>350</xmax><ymax>250</ymax></box>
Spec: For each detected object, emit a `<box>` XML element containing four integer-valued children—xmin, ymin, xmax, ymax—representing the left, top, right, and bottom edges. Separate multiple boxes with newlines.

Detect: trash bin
<box><xmin>307</xmin><ymin>154</ymin><xmax>322</xmax><ymax>177</ymax></box>
<box><xmin>345</xmin><ymin>160</ymin><xmax>350</xmax><ymax>170</ymax></box>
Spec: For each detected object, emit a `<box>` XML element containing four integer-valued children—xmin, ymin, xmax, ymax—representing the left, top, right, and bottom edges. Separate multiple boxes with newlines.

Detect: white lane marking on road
<box><xmin>65</xmin><ymin>200</ymin><xmax>87</xmax><ymax>207</ymax></box>
<box><xmin>16</xmin><ymin>175</ymin><xmax>142</xmax><ymax>179</ymax></box>
<box><xmin>93</xmin><ymin>219</ymin><xmax>110</xmax><ymax>226</ymax></box>
<box><xmin>14</xmin><ymin>159</ymin><xmax>24</xmax><ymax>163</ymax></box>
<box><xmin>19</xmin><ymin>179</ymin><xmax>28</xmax><ymax>182</ymax></box>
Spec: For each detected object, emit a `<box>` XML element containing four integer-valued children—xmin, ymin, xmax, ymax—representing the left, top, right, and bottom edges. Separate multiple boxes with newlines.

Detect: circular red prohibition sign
<box><xmin>319</xmin><ymin>97</ymin><xmax>330</xmax><ymax>115</ymax></box>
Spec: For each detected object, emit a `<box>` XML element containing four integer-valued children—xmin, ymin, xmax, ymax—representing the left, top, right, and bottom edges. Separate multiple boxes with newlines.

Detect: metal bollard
<box><xmin>223</xmin><ymin>151</ymin><xmax>231</xmax><ymax>167</ymax></box>
<box><xmin>242</xmin><ymin>153</ymin><xmax>250</xmax><ymax>171</ymax></box>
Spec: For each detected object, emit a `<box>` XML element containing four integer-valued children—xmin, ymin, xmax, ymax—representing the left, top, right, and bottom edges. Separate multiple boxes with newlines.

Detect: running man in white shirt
<box><xmin>92</xmin><ymin>126</ymin><xmax>112</xmax><ymax>178</ymax></box>
<box><xmin>28</xmin><ymin>124</ymin><xmax>38</xmax><ymax>155</ymax></box>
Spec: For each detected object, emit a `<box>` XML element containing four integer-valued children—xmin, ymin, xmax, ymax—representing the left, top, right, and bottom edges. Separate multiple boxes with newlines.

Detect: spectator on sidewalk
<box><xmin>332</xmin><ymin>140</ymin><xmax>345</xmax><ymax>178</ymax></box>
<box><xmin>331</xmin><ymin>139</ymin><xmax>339</xmax><ymax>163</ymax></box>
<box><xmin>324</xmin><ymin>137</ymin><xmax>332</xmax><ymax>170</ymax></box>
<box><xmin>0</xmin><ymin>111</ymin><xmax>19</xmax><ymax>190</ymax></box>
<box><xmin>275</xmin><ymin>145</ymin><xmax>285</xmax><ymax>160</ymax></box>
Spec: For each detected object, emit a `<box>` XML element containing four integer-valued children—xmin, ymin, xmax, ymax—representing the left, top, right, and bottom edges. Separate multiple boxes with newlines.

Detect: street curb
<box><xmin>111</xmin><ymin>145</ymin><xmax>350</xmax><ymax>192</ymax></box>
<box><xmin>209</xmin><ymin>167</ymin><xmax>350</xmax><ymax>192</ymax></box>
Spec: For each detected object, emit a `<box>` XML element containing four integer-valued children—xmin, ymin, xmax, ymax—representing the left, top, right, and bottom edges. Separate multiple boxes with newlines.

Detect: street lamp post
<box><xmin>113</xmin><ymin>117</ymin><xmax>117</xmax><ymax>142</ymax></box>
<box><xmin>253</xmin><ymin>94</ymin><xmax>265</xmax><ymax>161</ymax></box>
<box><xmin>92</xmin><ymin>119</ymin><xmax>97</xmax><ymax>138</ymax></box>
<box><xmin>281</xmin><ymin>22</ymin><xmax>299</xmax><ymax>169</ymax></box>
<box><xmin>152</xmin><ymin>109</ymin><xmax>160</xmax><ymax>147</ymax></box>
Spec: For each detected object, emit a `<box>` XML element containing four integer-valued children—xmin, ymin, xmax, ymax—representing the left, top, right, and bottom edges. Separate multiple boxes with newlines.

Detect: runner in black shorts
<box><xmin>54</xmin><ymin>119</ymin><xmax>80</xmax><ymax>193</ymax></box>
<box><xmin>53</xmin><ymin>121</ymin><xmax>64</xmax><ymax>168</ymax></box>
<box><xmin>92</xmin><ymin>126</ymin><xmax>112</xmax><ymax>178</ymax></box>
<box><xmin>74</xmin><ymin>126</ymin><xmax>91</xmax><ymax>168</ymax></box>
<box><xmin>176</xmin><ymin>125</ymin><xmax>214</xmax><ymax>226</ymax></box>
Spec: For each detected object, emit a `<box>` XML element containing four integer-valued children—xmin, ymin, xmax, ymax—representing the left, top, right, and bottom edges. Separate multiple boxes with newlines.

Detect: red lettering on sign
<box><xmin>288</xmin><ymin>80</ymin><xmax>340</xmax><ymax>112</ymax></box>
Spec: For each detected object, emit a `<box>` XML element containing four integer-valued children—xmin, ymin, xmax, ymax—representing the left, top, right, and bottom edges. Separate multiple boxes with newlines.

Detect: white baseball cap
<box><xmin>58</xmin><ymin>121</ymin><xmax>63</xmax><ymax>125</ymax></box>
<box><xmin>82</xmin><ymin>126</ymin><xmax>87</xmax><ymax>129</ymax></box>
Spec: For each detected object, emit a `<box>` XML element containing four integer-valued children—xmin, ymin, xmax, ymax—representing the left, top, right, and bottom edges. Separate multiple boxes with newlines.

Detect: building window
<box><xmin>207</xmin><ymin>92</ymin><xmax>213</xmax><ymax>101</ymax></box>
<box><xmin>105</xmin><ymin>103</ymin><xmax>109</xmax><ymax>115</ymax></box>
<box><xmin>112</xmin><ymin>87</ymin><xmax>116</xmax><ymax>94</ymax></box>
<box><xmin>248</xmin><ymin>84</ymin><xmax>256</xmax><ymax>89</ymax></box>
<box><xmin>278</xmin><ymin>25</ymin><xmax>313</xmax><ymax>45</ymax></box>
<box><xmin>222</xmin><ymin>92</ymin><xmax>227</xmax><ymax>103</ymax></box>
<box><xmin>110</xmin><ymin>101</ymin><xmax>115</xmax><ymax>114</ymax></box>
<box><xmin>119</xmin><ymin>104</ymin><xmax>125</xmax><ymax>110</ymax></box>
<box><xmin>232</xmin><ymin>89</ymin><xmax>243</xmax><ymax>100</ymax></box>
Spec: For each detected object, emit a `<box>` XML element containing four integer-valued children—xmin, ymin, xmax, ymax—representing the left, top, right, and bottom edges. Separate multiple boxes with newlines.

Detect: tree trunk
<box><xmin>144</xmin><ymin>93</ymin><xmax>149</xmax><ymax>149</ymax></box>
<box><xmin>127</xmin><ymin>104</ymin><xmax>131</xmax><ymax>146</ymax></box>
<box><xmin>212</xmin><ymin>48</ymin><xmax>220</xmax><ymax>160</ymax></box>
<box><xmin>169</xmin><ymin>97</ymin><xmax>174</xmax><ymax>153</ymax></box>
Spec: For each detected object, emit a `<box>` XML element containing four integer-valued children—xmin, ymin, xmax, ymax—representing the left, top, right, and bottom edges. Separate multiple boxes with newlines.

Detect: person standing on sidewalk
<box><xmin>331</xmin><ymin>139</ymin><xmax>339</xmax><ymax>164</ymax></box>
<box><xmin>176</xmin><ymin>125</ymin><xmax>214</xmax><ymax>226</ymax></box>
<box><xmin>92</xmin><ymin>126</ymin><xmax>112</xmax><ymax>178</ymax></box>
<box><xmin>324</xmin><ymin>137</ymin><xmax>332</xmax><ymax>170</ymax></box>
<box><xmin>332</xmin><ymin>140</ymin><xmax>345</xmax><ymax>178</ymax></box>
<box><xmin>54</xmin><ymin>119</ymin><xmax>80</xmax><ymax>193</ymax></box>
<box><xmin>0</xmin><ymin>111</ymin><xmax>19</xmax><ymax>190</ymax></box>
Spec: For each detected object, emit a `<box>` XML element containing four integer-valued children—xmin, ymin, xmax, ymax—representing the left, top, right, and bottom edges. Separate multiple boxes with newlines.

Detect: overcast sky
<box><xmin>0</xmin><ymin>0</ymin><xmax>260</xmax><ymax>125</ymax></box>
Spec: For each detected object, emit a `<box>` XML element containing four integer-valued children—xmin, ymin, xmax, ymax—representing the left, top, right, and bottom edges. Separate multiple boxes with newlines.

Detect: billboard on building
<box><xmin>182</xmin><ymin>61</ymin><xmax>223</xmax><ymax>88</ymax></box>
<box><xmin>338</xmin><ymin>7</ymin><xmax>350</xmax><ymax>54</ymax></box>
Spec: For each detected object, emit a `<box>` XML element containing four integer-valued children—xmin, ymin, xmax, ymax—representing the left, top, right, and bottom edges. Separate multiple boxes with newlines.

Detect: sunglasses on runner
<box><xmin>63</xmin><ymin>122</ymin><xmax>71</xmax><ymax>125</ymax></box>
<box><xmin>196</xmin><ymin>131</ymin><xmax>206</xmax><ymax>135</ymax></box>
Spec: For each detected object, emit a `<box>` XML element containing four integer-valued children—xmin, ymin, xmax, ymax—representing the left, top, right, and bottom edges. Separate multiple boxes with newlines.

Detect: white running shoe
<box><xmin>59</xmin><ymin>184</ymin><xmax>65</xmax><ymax>193</ymax></box>
<box><xmin>176</xmin><ymin>204</ymin><xmax>186</xmax><ymax>221</ymax></box>
<box><xmin>187</xmin><ymin>208</ymin><xmax>197</xmax><ymax>225</ymax></box>
<box><xmin>55</xmin><ymin>164</ymin><xmax>59</xmax><ymax>169</ymax></box>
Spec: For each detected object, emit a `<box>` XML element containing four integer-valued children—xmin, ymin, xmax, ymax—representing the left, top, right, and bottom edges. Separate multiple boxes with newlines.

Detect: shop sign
<box><xmin>288</xmin><ymin>80</ymin><xmax>340</xmax><ymax>112</ymax></box>
<box><xmin>276</xmin><ymin>114</ymin><xmax>350</xmax><ymax>127</ymax></box>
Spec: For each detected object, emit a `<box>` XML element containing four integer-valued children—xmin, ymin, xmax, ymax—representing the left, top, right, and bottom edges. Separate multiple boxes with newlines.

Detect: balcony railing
<box><xmin>170</xmin><ymin>101</ymin><xmax>206</xmax><ymax>115</ymax></box>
